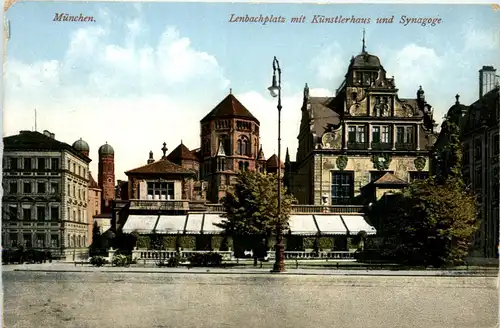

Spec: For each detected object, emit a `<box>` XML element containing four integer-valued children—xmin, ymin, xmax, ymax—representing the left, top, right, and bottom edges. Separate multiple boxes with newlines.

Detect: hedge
<box><xmin>136</xmin><ymin>236</ymin><xmax>151</xmax><ymax>249</ymax></box>
<box><xmin>179</xmin><ymin>235</ymin><xmax>196</xmax><ymax>249</ymax></box>
<box><xmin>303</xmin><ymin>237</ymin><xmax>316</xmax><ymax>250</ymax></box>
<box><xmin>220</xmin><ymin>236</ymin><xmax>233</xmax><ymax>251</ymax></box>
<box><xmin>211</xmin><ymin>235</ymin><xmax>224</xmax><ymax>250</ymax></box>
<box><xmin>164</xmin><ymin>236</ymin><xmax>178</xmax><ymax>250</ymax></box>
<box><xmin>318</xmin><ymin>237</ymin><xmax>333</xmax><ymax>251</ymax></box>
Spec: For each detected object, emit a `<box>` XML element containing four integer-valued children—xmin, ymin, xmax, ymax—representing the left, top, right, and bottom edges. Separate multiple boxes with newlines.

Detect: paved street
<box><xmin>3</xmin><ymin>265</ymin><xmax>498</xmax><ymax>328</ymax></box>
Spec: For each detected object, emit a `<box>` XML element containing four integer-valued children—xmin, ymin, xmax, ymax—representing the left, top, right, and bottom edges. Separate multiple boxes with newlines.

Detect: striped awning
<box><xmin>184</xmin><ymin>214</ymin><xmax>204</xmax><ymax>234</ymax></box>
<box><xmin>121</xmin><ymin>215</ymin><xmax>159</xmax><ymax>234</ymax></box>
<box><xmin>314</xmin><ymin>215</ymin><xmax>348</xmax><ymax>235</ymax></box>
<box><xmin>341</xmin><ymin>215</ymin><xmax>377</xmax><ymax>235</ymax></box>
<box><xmin>288</xmin><ymin>215</ymin><xmax>319</xmax><ymax>236</ymax></box>
<box><xmin>155</xmin><ymin>215</ymin><xmax>187</xmax><ymax>234</ymax></box>
<box><xmin>202</xmin><ymin>214</ymin><xmax>225</xmax><ymax>234</ymax></box>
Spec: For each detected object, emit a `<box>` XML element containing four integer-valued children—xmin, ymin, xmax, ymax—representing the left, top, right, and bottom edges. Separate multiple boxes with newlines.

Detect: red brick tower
<box><xmin>98</xmin><ymin>142</ymin><xmax>115</xmax><ymax>213</ymax></box>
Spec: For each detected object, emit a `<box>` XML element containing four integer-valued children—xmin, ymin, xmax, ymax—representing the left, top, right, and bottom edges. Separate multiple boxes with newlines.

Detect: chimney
<box><xmin>50</xmin><ymin>133</ymin><xmax>55</xmax><ymax>139</ymax></box>
<box><xmin>43</xmin><ymin>130</ymin><xmax>51</xmax><ymax>137</ymax></box>
<box><xmin>147</xmin><ymin>150</ymin><xmax>154</xmax><ymax>164</ymax></box>
<box><xmin>479</xmin><ymin>65</ymin><xmax>497</xmax><ymax>98</ymax></box>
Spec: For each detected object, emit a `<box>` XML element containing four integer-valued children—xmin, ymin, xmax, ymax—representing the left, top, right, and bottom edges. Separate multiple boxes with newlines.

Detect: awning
<box><xmin>184</xmin><ymin>214</ymin><xmax>204</xmax><ymax>234</ymax></box>
<box><xmin>314</xmin><ymin>215</ymin><xmax>348</xmax><ymax>235</ymax></box>
<box><xmin>202</xmin><ymin>214</ymin><xmax>225</xmax><ymax>234</ymax></box>
<box><xmin>341</xmin><ymin>215</ymin><xmax>377</xmax><ymax>235</ymax></box>
<box><xmin>121</xmin><ymin>215</ymin><xmax>159</xmax><ymax>234</ymax></box>
<box><xmin>155</xmin><ymin>215</ymin><xmax>188</xmax><ymax>234</ymax></box>
<box><xmin>288</xmin><ymin>215</ymin><xmax>319</xmax><ymax>236</ymax></box>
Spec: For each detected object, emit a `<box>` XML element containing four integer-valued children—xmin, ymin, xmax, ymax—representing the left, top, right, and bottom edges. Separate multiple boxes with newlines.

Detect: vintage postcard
<box><xmin>2</xmin><ymin>1</ymin><xmax>499</xmax><ymax>327</ymax></box>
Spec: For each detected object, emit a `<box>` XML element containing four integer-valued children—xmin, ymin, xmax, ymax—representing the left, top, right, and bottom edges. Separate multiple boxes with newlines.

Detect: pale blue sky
<box><xmin>3</xmin><ymin>2</ymin><xmax>499</xmax><ymax>179</ymax></box>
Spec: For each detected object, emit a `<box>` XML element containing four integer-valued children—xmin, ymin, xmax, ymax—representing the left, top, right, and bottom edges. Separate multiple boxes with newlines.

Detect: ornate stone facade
<box><xmin>292</xmin><ymin>37</ymin><xmax>437</xmax><ymax>205</ymax></box>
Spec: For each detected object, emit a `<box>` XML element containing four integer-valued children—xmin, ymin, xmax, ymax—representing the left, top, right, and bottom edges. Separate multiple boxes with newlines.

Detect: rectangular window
<box><xmin>9</xmin><ymin>182</ymin><xmax>17</xmax><ymax>194</ymax></box>
<box><xmin>23</xmin><ymin>182</ymin><xmax>32</xmax><ymax>194</ymax></box>
<box><xmin>372</xmin><ymin>126</ymin><xmax>380</xmax><ymax>143</ymax></box>
<box><xmin>50</xmin><ymin>183</ymin><xmax>59</xmax><ymax>194</ymax></box>
<box><xmin>381</xmin><ymin>126</ymin><xmax>390</xmax><ymax>143</ymax></box>
<box><xmin>36</xmin><ymin>234</ymin><xmax>45</xmax><ymax>248</ymax></box>
<box><xmin>348</xmin><ymin>126</ymin><xmax>356</xmax><ymax>142</ymax></box>
<box><xmin>474</xmin><ymin>167</ymin><xmax>482</xmax><ymax>190</ymax></box>
<box><xmin>463</xmin><ymin>143</ymin><xmax>470</xmax><ymax>165</ymax></box>
<box><xmin>23</xmin><ymin>158</ymin><xmax>32</xmax><ymax>171</ymax></box>
<box><xmin>23</xmin><ymin>208</ymin><xmax>31</xmax><ymax>220</ymax></box>
<box><xmin>78</xmin><ymin>166</ymin><xmax>81</xmax><ymax>176</ymax></box>
<box><xmin>73</xmin><ymin>163</ymin><xmax>76</xmax><ymax>173</ymax></box>
<box><xmin>409</xmin><ymin>172</ymin><xmax>429</xmax><ymax>182</ymax></box>
<box><xmin>37</xmin><ymin>207</ymin><xmax>45</xmax><ymax>221</ymax></box>
<box><xmin>10</xmin><ymin>233</ymin><xmax>18</xmax><ymax>247</ymax></box>
<box><xmin>331</xmin><ymin>172</ymin><xmax>354</xmax><ymax>204</ymax></box>
<box><xmin>10</xmin><ymin>158</ymin><xmax>18</xmax><ymax>170</ymax></box>
<box><xmin>405</xmin><ymin>127</ymin><xmax>414</xmax><ymax>143</ymax></box>
<box><xmin>493</xmin><ymin>134</ymin><xmax>499</xmax><ymax>156</ymax></box>
<box><xmin>474</xmin><ymin>139</ymin><xmax>482</xmax><ymax>161</ymax></box>
<box><xmin>396</xmin><ymin>127</ymin><xmax>405</xmax><ymax>144</ymax></box>
<box><xmin>356</xmin><ymin>126</ymin><xmax>365</xmax><ymax>142</ymax></box>
<box><xmin>50</xmin><ymin>206</ymin><xmax>59</xmax><ymax>221</ymax></box>
<box><xmin>23</xmin><ymin>234</ymin><xmax>32</xmax><ymax>248</ymax></box>
<box><xmin>37</xmin><ymin>182</ymin><xmax>46</xmax><ymax>194</ymax></box>
<box><xmin>51</xmin><ymin>235</ymin><xmax>59</xmax><ymax>248</ymax></box>
<box><xmin>51</xmin><ymin>158</ymin><xmax>59</xmax><ymax>170</ymax></box>
<box><xmin>67</xmin><ymin>160</ymin><xmax>71</xmax><ymax>171</ymax></box>
<box><xmin>38</xmin><ymin>158</ymin><xmax>46</xmax><ymax>170</ymax></box>
<box><xmin>8</xmin><ymin>206</ymin><xmax>17</xmax><ymax>220</ymax></box>
<box><xmin>147</xmin><ymin>182</ymin><xmax>175</xmax><ymax>200</ymax></box>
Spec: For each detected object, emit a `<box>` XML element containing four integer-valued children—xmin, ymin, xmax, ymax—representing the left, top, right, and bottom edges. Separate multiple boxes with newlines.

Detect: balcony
<box><xmin>395</xmin><ymin>143</ymin><xmax>416</xmax><ymax>151</ymax></box>
<box><xmin>347</xmin><ymin>142</ymin><xmax>368</xmax><ymax>150</ymax></box>
<box><xmin>292</xmin><ymin>205</ymin><xmax>366</xmax><ymax>214</ymax></box>
<box><xmin>371</xmin><ymin>142</ymin><xmax>392</xmax><ymax>150</ymax></box>
<box><xmin>129</xmin><ymin>200</ymin><xmax>190</xmax><ymax>211</ymax></box>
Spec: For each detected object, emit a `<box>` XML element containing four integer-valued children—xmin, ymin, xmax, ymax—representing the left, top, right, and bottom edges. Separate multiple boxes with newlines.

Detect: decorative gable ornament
<box><xmin>336</xmin><ymin>155</ymin><xmax>348</xmax><ymax>171</ymax></box>
<box><xmin>371</xmin><ymin>153</ymin><xmax>392</xmax><ymax>171</ymax></box>
<box><xmin>414</xmin><ymin>156</ymin><xmax>426</xmax><ymax>171</ymax></box>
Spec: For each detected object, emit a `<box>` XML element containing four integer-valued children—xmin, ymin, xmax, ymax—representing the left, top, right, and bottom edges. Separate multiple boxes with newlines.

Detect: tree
<box><xmin>215</xmin><ymin>170</ymin><xmax>295</xmax><ymax>257</ymax></box>
<box><xmin>381</xmin><ymin>177</ymin><xmax>478</xmax><ymax>267</ymax></box>
<box><xmin>434</xmin><ymin>116</ymin><xmax>463</xmax><ymax>184</ymax></box>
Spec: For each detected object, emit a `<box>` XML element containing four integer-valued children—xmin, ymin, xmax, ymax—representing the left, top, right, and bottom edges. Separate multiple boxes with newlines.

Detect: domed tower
<box><xmin>98</xmin><ymin>142</ymin><xmax>115</xmax><ymax>212</ymax></box>
<box><xmin>199</xmin><ymin>89</ymin><xmax>261</xmax><ymax>202</ymax></box>
<box><xmin>72</xmin><ymin>138</ymin><xmax>90</xmax><ymax>157</ymax></box>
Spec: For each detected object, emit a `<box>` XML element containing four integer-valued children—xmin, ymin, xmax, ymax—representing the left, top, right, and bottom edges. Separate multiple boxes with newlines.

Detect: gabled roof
<box><xmin>372</xmin><ymin>172</ymin><xmax>408</xmax><ymax>186</ymax></box>
<box><xmin>88</xmin><ymin>172</ymin><xmax>100</xmax><ymax>189</ymax></box>
<box><xmin>3</xmin><ymin>130</ymin><xmax>91</xmax><ymax>163</ymax></box>
<box><xmin>167</xmin><ymin>142</ymin><xmax>198</xmax><ymax>162</ymax></box>
<box><xmin>305</xmin><ymin>96</ymin><xmax>341</xmax><ymax>137</ymax></box>
<box><xmin>266</xmin><ymin>154</ymin><xmax>285</xmax><ymax>169</ymax></box>
<box><xmin>125</xmin><ymin>158</ymin><xmax>196</xmax><ymax>176</ymax></box>
<box><xmin>200</xmin><ymin>93</ymin><xmax>259</xmax><ymax>124</ymax></box>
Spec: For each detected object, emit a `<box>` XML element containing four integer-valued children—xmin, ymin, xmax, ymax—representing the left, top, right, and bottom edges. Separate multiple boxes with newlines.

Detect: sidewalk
<box><xmin>4</xmin><ymin>262</ymin><xmax>498</xmax><ymax>277</ymax></box>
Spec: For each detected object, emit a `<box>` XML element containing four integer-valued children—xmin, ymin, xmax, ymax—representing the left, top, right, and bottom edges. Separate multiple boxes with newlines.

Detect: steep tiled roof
<box><xmin>200</xmin><ymin>93</ymin><xmax>259</xmax><ymax>124</ymax></box>
<box><xmin>372</xmin><ymin>172</ymin><xmax>408</xmax><ymax>186</ymax></box>
<box><xmin>307</xmin><ymin>97</ymin><xmax>341</xmax><ymax>136</ymax></box>
<box><xmin>125</xmin><ymin>158</ymin><xmax>196</xmax><ymax>176</ymax></box>
<box><xmin>88</xmin><ymin>172</ymin><xmax>100</xmax><ymax>189</ymax></box>
<box><xmin>4</xmin><ymin>131</ymin><xmax>91</xmax><ymax>163</ymax></box>
<box><xmin>167</xmin><ymin>142</ymin><xmax>199</xmax><ymax>162</ymax></box>
<box><xmin>266</xmin><ymin>154</ymin><xmax>285</xmax><ymax>169</ymax></box>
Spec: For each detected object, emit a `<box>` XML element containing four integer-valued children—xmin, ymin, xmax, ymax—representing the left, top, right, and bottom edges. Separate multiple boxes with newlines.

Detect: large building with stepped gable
<box><xmin>289</xmin><ymin>36</ymin><xmax>438</xmax><ymax>206</ymax></box>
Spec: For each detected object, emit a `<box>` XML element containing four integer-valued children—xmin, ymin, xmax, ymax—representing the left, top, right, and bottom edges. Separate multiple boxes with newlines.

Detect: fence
<box><xmin>125</xmin><ymin>248</ymin><xmax>356</xmax><ymax>262</ymax></box>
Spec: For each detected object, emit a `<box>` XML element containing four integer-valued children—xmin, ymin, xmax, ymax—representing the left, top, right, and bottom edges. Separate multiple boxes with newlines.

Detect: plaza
<box><xmin>3</xmin><ymin>264</ymin><xmax>498</xmax><ymax>328</ymax></box>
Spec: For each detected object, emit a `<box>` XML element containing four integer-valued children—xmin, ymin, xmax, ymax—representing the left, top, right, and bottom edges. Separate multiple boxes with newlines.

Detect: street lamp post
<box><xmin>268</xmin><ymin>56</ymin><xmax>285</xmax><ymax>273</ymax></box>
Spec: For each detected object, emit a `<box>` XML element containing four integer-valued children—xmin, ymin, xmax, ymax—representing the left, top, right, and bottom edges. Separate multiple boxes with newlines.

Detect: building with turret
<box><xmin>292</xmin><ymin>34</ymin><xmax>437</xmax><ymax>205</ymax></box>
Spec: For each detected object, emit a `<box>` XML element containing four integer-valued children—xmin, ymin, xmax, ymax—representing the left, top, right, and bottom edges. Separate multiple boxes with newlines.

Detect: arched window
<box><xmin>237</xmin><ymin>137</ymin><xmax>250</xmax><ymax>156</ymax></box>
<box><xmin>238</xmin><ymin>162</ymin><xmax>243</xmax><ymax>171</ymax></box>
<box><xmin>220</xmin><ymin>135</ymin><xmax>231</xmax><ymax>155</ymax></box>
<box><xmin>237</xmin><ymin>139</ymin><xmax>243</xmax><ymax>155</ymax></box>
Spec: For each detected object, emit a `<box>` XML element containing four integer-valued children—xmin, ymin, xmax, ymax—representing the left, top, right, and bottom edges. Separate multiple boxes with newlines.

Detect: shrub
<box><xmin>112</xmin><ymin>254</ymin><xmax>131</xmax><ymax>267</ymax></box>
<box><xmin>303</xmin><ymin>237</ymin><xmax>316</xmax><ymax>249</ymax></box>
<box><xmin>318</xmin><ymin>237</ymin><xmax>333</xmax><ymax>251</ymax></box>
<box><xmin>188</xmin><ymin>252</ymin><xmax>223</xmax><ymax>267</ymax></box>
<box><xmin>179</xmin><ymin>235</ymin><xmax>196</xmax><ymax>249</ymax></box>
<box><xmin>167</xmin><ymin>255</ymin><xmax>181</xmax><ymax>267</ymax></box>
<box><xmin>164</xmin><ymin>236</ymin><xmax>178</xmax><ymax>250</ymax></box>
<box><xmin>211</xmin><ymin>235</ymin><xmax>223</xmax><ymax>250</ymax></box>
<box><xmin>90</xmin><ymin>256</ymin><xmax>108</xmax><ymax>267</ymax></box>
<box><xmin>136</xmin><ymin>236</ymin><xmax>150</xmax><ymax>249</ymax></box>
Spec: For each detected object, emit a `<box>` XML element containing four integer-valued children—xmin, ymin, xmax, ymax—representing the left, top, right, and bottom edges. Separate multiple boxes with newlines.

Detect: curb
<box><xmin>11</xmin><ymin>269</ymin><xmax>498</xmax><ymax>277</ymax></box>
